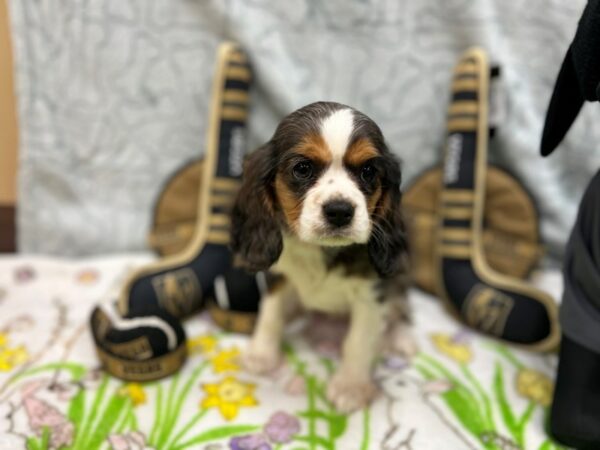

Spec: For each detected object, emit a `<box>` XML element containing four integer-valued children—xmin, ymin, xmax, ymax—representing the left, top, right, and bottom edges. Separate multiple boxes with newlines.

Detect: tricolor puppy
<box><xmin>231</xmin><ymin>101</ymin><xmax>414</xmax><ymax>413</ymax></box>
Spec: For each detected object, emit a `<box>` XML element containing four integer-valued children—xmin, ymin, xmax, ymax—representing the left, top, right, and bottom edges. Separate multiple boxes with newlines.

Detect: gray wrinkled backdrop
<box><xmin>8</xmin><ymin>0</ymin><xmax>600</xmax><ymax>257</ymax></box>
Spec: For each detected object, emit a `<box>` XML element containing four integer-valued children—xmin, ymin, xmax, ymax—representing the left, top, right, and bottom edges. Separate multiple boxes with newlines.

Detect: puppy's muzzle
<box><xmin>322</xmin><ymin>200</ymin><xmax>355</xmax><ymax>228</ymax></box>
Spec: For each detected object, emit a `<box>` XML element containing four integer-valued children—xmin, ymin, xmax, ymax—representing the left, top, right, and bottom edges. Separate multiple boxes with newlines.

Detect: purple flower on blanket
<box><xmin>14</xmin><ymin>266</ymin><xmax>35</xmax><ymax>284</ymax></box>
<box><xmin>382</xmin><ymin>355</ymin><xmax>409</xmax><ymax>370</ymax></box>
<box><xmin>229</xmin><ymin>434</ymin><xmax>271</xmax><ymax>450</ymax></box>
<box><xmin>451</xmin><ymin>329</ymin><xmax>474</xmax><ymax>344</ymax></box>
<box><xmin>264</xmin><ymin>411</ymin><xmax>301</xmax><ymax>443</ymax></box>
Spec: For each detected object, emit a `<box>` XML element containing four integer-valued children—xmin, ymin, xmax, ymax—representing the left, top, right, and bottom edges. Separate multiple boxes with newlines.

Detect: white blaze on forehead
<box><xmin>297</xmin><ymin>108</ymin><xmax>371</xmax><ymax>245</ymax></box>
<box><xmin>296</xmin><ymin>107</ymin><xmax>371</xmax><ymax>245</ymax></box>
<box><xmin>320</xmin><ymin>108</ymin><xmax>354</xmax><ymax>161</ymax></box>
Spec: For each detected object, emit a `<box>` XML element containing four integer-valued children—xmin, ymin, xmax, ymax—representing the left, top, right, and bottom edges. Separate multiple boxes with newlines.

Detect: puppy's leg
<box><xmin>327</xmin><ymin>297</ymin><xmax>384</xmax><ymax>413</ymax></box>
<box><xmin>244</xmin><ymin>281</ymin><xmax>297</xmax><ymax>374</ymax></box>
<box><xmin>388</xmin><ymin>324</ymin><xmax>418</xmax><ymax>359</ymax></box>
<box><xmin>386</xmin><ymin>297</ymin><xmax>418</xmax><ymax>359</ymax></box>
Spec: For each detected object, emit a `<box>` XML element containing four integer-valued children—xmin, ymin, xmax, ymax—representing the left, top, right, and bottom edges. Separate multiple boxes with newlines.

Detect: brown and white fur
<box><xmin>231</xmin><ymin>101</ymin><xmax>415</xmax><ymax>413</ymax></box>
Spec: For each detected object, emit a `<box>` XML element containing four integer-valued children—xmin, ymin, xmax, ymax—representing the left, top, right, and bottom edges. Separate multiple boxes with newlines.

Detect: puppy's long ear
<box><xmin>368</xmin><ymin>152</ymin><xmax>409</xmax><ymax>278</ymax></box>
<box><xmin>231</xmin><ymin>143</ymin><xmax>283</xmax><ymax>272</ymax></box>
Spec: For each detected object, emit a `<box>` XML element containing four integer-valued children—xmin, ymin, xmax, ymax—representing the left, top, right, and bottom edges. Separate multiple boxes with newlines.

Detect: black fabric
<box><xmin>224</xmin><ymin>79</ymin><xmax>249</xmax><ymax>92</ymax></box>
<box><xmin>560</xmin><ymin>170</ymin><xmax>600</xmax><ymax>353</ymax></box>
<box><xmin>452</xmin><ymin>91</ymin><xmax>478</xmax><ymax>102</ymax></box>
<box><xmin>541</xmin><ymin>0</ymin><xmax>600</xmax><ymax>155</ymax></box>
<box><xmin>90</xmin><ymin>305</ymin><xmax>186</xmax><ymax>360</ymax></box>
<box><xmin>540</xmin><ymin>48</ymin><xmax>584</xmax><ymax>156</ymax></box>
<box><xmin>550</xmin><ymin>335</ymin><xmax>600</xmax><ymax>449</ymax></box>
<box><xmin>442</xmin><ymin>261</ymin><xmax>552</xmax><ymax>344</ymax></box>
<box><xmin>443</xmin><ymin>219</ymin><xmax>472</xmax><ymax>229</ymax></box>
<box><xmin>126</xmin><ymin>244</ymin><xmax>231</xmax><ymax>318</ymax></box>
<box><xmin>216</xmin><ymin>268</ymin><xmax>263</xmax><ymax>313</ymax></box>
<box><xmin>541</xmin><ymin>5</ymin><xmax>600</xmax><ymax>443</ymax></box>
<box><xmin>572</xmin><ymin>0</ymin><xmax>600</xmax><ymax>101</ymax></box>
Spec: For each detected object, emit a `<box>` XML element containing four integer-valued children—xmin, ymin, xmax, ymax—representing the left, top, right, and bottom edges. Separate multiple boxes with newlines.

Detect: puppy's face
<box><xmin>231</xmin><ymin>102</ymin><xmax>406</xmax><ymax>278</ymax></box>
<box><xmin>276</xmin><ymin>108</ymin><xmax>381</xmax><ymax>246</ymax></box>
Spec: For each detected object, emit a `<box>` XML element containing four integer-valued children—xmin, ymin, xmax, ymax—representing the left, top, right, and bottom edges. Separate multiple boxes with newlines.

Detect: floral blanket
<box><xmin>0</xmin><ymin>255</ymin><xmax>566</xmax><ymax>450</ymax></box>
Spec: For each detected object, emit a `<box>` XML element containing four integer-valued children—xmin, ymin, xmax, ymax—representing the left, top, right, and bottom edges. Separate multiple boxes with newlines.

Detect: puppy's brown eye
<box><xmin>293</xmin><ymin>161</ymin><xmax>313</xmax><ymax>180</ymax></box>
<box><xmin>361</xmin><ymin>164</ymin><xmax>377</xmax><ymax>183</ymax></box>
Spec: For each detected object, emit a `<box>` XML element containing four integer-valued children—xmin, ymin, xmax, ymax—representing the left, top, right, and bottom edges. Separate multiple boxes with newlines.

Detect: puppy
<box><xmin>231</xmin><ymin>101</ymin><xmax>413</xmax><ymax>413</ymax></box>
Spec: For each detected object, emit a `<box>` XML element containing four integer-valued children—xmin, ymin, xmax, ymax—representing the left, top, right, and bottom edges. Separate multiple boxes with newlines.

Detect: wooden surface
<box><xmin>0</xmin><ymin>0</ymin><xmax>18</xmax><ymax>206</ymax></box>
<box><xmin>0</xmin><ymin>206</ymin><xmax>15</xmax><ymax>252</ymax></box>
<box><xmin>0</xmin><ymin>0</ymin><xmax>17</xmax><ymax>251</ymax></box>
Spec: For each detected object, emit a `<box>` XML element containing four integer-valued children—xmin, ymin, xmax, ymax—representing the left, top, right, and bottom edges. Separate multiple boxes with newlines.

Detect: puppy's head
<box><xmin>231</xmin><ymin>102</ymin><xmax>406</xmax><ymax>277</ymax></box>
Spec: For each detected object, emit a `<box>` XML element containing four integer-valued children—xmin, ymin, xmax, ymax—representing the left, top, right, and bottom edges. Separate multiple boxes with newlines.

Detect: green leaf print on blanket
<box><xmin>0</xmin><ymin>335</ymin><xmax>264</xmax><ymax>450</ymax></box>
<box><xmin>416</xmin><ymin>333</ymin><xmax>564</xmax><ymax>450</ymax></box>
<box><xmin>0</xmin><ymin>325</ymin><xmax>565</xmax><ymax>450</ymax></box>
<box><xmin>283</xmin><ymin>344</ymin><xmax>371</xmax><ymax>450</ymax></box>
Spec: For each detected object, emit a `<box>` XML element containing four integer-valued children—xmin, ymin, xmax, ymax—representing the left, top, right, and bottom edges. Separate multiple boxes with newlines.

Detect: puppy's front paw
<box><xmin>243</xmin><ymin>344</ymin><xmax>282</xmax><ymax>375</ymax></box>
<box><xmin>326</xmin><ymin>372</ymin><xmax>378</xmax><ymax>414</ymax></box>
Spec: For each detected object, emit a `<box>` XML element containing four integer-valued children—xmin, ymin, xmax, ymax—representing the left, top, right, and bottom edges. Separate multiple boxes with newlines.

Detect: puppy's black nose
<box><xmin>323</xmin><ymin>200</ymin><xmax>354</xmax><ymax>227</ymax></box>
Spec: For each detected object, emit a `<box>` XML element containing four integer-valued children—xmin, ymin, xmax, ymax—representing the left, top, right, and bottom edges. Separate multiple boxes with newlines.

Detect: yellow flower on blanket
<box><xmin>431</xmin><ymin>333</ymin><xmax>473</xmax><ymax>364</ymax></box>
<box><xmin>118</xmin><ymin>383</ymin><xmax>147</xmax><ymax>406</ymax></box>
<box><xmin>0</xmin><ymin>332</ymin><xmax>28</xmax><ymax>372</ymax></box>
<box><xmin>201</xmin><ymin>376</ymin><xmax>258</xmax><ymax>421</ymax></box>
<box><xmin>210</xmin><ymin>347</ymin><xmax>241</xmax><ymax>373</ymax></box>
<box><xmin>516</xmin><ymin>368</ymin><xmax>553</xmax><ymax>407</ymax></box>
<box><xmin>188</xmin><ymin>335</ymin><xmax>218</xmax><ymax>356</ymax></box>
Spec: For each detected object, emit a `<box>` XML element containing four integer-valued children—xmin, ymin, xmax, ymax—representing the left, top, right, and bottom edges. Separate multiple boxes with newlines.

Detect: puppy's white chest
<box><xmin>273</xmin><ymin>237</ymin><xmax>375</xmax><ymax>314</ymax></box>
